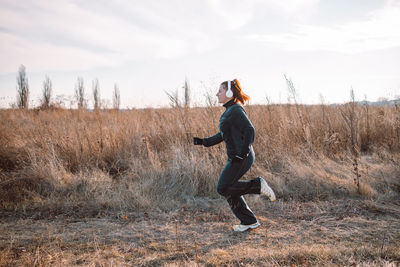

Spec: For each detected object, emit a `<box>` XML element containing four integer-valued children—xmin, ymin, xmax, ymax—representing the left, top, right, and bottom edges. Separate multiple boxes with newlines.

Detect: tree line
<box><xmin>14</xmin><ymin>64</ymin><xmax>194</xmax><ymax>110</ymax></box>
<box><xmin>15</xmin><ymin>65</ymin><xmax>121</xmax><ymax>110</ymax></box>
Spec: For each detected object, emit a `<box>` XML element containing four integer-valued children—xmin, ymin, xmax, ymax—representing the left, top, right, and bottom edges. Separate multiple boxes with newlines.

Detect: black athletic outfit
<box><xmin>202</xmin><ymin>99</ymin><xmax>261</xmax><ymax>225</ymax></box>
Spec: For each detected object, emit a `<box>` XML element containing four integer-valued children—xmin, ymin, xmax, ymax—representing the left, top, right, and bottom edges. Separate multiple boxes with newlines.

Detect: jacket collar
<box><xmin>223</xmin><ymin>98</ymin><xmax>236</xmax><ymax>109</ymax></box>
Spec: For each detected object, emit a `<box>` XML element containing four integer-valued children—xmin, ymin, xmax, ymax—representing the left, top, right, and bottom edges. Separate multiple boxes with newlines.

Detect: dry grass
<box><xmin>1</xmin><ymin>104</ymin><xmax>399</xmax><ymax>209</ymax></box>
<box><xmin>1</xmin><ymin>104</ymin><xmax>400</xmax><ymax>265</ymax></box>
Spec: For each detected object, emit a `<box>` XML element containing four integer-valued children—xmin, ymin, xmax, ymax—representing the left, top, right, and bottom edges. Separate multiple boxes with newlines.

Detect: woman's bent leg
<box><xmin>217</xmin><ymin>149</ymin><xmax>260</xmax><ymax>225</ymax></box>
<box><xmin>217</xmin><ymin>150</ymin><xmax>260</xmax><ymax>197</ymax></box>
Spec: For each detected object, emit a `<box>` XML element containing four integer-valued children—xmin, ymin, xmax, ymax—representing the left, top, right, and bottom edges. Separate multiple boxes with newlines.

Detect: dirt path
<box><xmin>1</xmin><ymin>198</ymin><xmax>400</xmax><ymax>266</ymax></box>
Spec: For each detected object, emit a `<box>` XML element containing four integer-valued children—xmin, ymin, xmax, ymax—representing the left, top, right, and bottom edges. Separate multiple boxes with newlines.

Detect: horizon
<box><xmin>2</xmin><ymin>88</ymin><xmax>399</xmax><ymax>111</ymax></box>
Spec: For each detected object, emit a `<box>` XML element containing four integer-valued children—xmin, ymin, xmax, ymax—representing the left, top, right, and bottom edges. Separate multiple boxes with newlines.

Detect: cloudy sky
<box><xmin>0</xmin><ymin>0</ymin><xmax>399</xmax><ymax>108</ymax></box>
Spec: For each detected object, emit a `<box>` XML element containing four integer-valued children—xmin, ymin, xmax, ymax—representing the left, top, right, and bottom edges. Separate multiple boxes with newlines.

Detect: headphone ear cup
<box><xmin>226</xmin><ymin>80</ymin><xmax>233</xmax><ymax>98</ymax></box>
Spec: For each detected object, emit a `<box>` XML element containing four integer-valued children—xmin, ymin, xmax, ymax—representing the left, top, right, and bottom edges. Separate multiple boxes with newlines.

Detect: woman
<box><xmin>193</xmin><ymin>79</ymin><xmax>276</xmax><ymax>232</ymax></box>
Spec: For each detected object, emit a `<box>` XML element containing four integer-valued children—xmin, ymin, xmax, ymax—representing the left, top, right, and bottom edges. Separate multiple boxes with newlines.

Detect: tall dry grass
<box><xmin>1</xmin><ymin>103</ymin><xmax>400</xmax><ymax>212</ymax></box>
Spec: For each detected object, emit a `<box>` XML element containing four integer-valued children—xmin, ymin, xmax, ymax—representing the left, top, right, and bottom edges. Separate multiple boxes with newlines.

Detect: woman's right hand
<box><xmin>193</xmin><ymin>137</ymin><xmax>203</xmax><ymax>145</ymax></box>
<box><xmin>231</xmin><ymin>155</ymin><xmax>244</xmax><ymax>163</ymax></box>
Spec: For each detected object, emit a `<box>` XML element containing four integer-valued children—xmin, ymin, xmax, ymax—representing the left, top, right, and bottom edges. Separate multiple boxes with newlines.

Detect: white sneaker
<box><xmin>260</xmin><ymin>177</ymin><xmax>276</xmax><ymax>201</ymax></box>
<box><xmin>232</xmin><ymin>221</ymin><xmax>260</xmax><ymax>232</ymax></box>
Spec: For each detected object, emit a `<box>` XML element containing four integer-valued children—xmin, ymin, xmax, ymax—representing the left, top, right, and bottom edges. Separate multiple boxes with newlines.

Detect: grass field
<box><xmin>1</xmin><ymin>103</ymin><xmax>399</xmax><ymax>266</ymax></box>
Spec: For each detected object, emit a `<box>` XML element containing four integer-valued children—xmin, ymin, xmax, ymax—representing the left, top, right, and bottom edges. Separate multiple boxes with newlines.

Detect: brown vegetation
<box><xmin>1</xmin><ymin>104</ymin><xmax>399</xmax><ymax>209</ymax></box>
<box><xmin>1</xmin><ymin>103</ymin><xmax>399</xmax><ymax>266</ymax></box>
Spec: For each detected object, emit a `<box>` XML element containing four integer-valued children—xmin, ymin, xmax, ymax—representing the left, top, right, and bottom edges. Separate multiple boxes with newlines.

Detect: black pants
<box><xmin>216</xmin><ymin>147</ymin><xmax>261</xmax><ymax>225</ymax></box>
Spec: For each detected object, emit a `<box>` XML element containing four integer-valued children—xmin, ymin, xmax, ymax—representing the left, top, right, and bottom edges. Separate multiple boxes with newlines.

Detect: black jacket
<box><xmin>202</xmin><ymin>99</ymin><xmax>255</xmax><ymax>159</ymax></box>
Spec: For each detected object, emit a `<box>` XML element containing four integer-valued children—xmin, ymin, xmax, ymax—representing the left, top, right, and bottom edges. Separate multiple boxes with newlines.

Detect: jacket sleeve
<box><xmin>231</xmin><ymin>106</ymin><xmax>255</xmax><ymax>156</ymax></box>
<box><xmin>202</xmin><ymin>132</ymin><xmax>223</xmax><ymax>147</ymax></box>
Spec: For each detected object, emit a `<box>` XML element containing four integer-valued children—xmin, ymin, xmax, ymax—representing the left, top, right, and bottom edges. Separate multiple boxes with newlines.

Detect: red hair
<box><xmin>221</xmin><ymin>79</ymin><xmax>250</xmax><ymax>105</ymax></box>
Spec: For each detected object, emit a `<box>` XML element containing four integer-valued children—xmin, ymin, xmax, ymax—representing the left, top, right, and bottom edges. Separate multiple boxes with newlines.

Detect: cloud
<box><xmin>0</xmin><ymin>0</ymin><xmax>228</xmax><ymax>72</ymax></box>
<box><xmin>245</xmin><ymin>0</ymin><xmax>400</xmax><ymax>53</ymax></box>
<box><xmin>265</xmin><ymin>0</ymin><xmax>319</xmax><ymax>19</ymax></box>
<box><xmin>2</xmin><ymin>0</ymin><xmax>373</xmax><ymax>74</ymax></box>
<box><xmin>207</xmin><ymin>0</ymin><xmax>319</xmax><ymax>28</ymax></box>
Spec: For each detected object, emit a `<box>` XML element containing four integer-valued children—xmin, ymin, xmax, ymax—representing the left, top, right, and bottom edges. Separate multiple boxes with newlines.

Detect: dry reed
<box><xmin>1</xmin><ymin>103</ymin><xmax>399</xmax><ymax>212</ymax></box>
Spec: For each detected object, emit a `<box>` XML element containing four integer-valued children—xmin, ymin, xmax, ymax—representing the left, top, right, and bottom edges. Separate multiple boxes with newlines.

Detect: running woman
<box><xmin>193</xmin><ymin>79</ymin><xmax>276</xmax><ymax>232</ymax></box>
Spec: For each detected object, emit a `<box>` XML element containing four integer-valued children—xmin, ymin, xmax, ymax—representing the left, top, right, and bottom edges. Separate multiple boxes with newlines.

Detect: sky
<box><xmin>0</xmin><ymin>0</ymin><xmax>400</xmax><ymax>108</ymax></box>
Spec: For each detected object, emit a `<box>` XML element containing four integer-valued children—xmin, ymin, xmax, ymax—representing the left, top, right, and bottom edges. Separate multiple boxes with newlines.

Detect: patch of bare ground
<box><xmin>1</xmin><ymin>198</ymin><xmax>399</xmax><ymax>266</ymax></box>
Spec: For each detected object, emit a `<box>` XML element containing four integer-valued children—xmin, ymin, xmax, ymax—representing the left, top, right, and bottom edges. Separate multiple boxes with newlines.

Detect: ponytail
<box><xmin>222</xmin><ymin>79</ymin><xmax>250</xmax><ymax>105</ymax></box>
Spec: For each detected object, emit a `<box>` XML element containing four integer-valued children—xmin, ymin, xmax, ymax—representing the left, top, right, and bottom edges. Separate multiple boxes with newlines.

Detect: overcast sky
<box><xmin>0</xmin><ymin>0</ymin><xmax>399</xmax><ymax>108</ymax></box>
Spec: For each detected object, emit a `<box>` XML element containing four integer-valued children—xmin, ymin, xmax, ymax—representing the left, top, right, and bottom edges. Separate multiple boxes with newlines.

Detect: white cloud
<box><xmin>207</xmin><ymin>0</ymin><xmax>319</xmax><ymax>27</ymax></box>
<box><xmin>206</xmin><ymin>0</ymin><xmax>258</xmax><ymax>30</ymax></box>
<box><xmin>0</xmin><ymin>0</ymin><xmax>224</xmax><ymax>72</ymax></box>
<box><xmin>246</xmin><ymin>0</ymin><xmax>400</xmax><ymax>53</ymax></box>
<box><xmin>0</xmin><ymin>0</ymin><xmax>326</xmax><ymax>73</ymax></box>
<box><xmin>265</xmin><ymin>0</ymin><xmax>319</xmax><ymax>19</ymax></box>
<box><xmin>0</xmin><ymin>31</ymin><xmax>114</xmax><ymax>72</ymax></box>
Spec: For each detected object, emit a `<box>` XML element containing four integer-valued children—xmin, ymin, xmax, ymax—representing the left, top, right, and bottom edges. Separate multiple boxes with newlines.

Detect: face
<box><xmin>216</xmin><ymin>84</ymin><xmax>232</xmax><ymax>104</ymax></box>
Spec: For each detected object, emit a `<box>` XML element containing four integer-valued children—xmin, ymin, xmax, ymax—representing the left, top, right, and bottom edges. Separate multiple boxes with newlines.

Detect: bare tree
<box><xmin>165</xmin><ymin>77</ymin><xmax>192</xmax><ymax>108</ymax></box>
<box><xmin>184</xmin><ymin>76</ymin><xmax>190</xmax><ymax>108</ymax></box>
<box><xmin>75</xmin><ymin>77</ymin><xmax>86</xmax><ymax>109</ymax></box>
<box><xmin>16</xmin><ymin>64</ymin><xmax>29</xmax><ymax>109</ymax></box>
<box><xmin>92</xmin><ymin>78</ymin><xmax>100</xmax><ymax>110</ymax></box>
<box><xmin>41</xmin><ymin>75</ymin><xmax>52</xmax><ymax>108</ymax></box>
<box><xmin>112</xmin><ymin>83</ymin><xmax>120</xmax><ymax>110</ymax></box>
<box><xmin>165</xmin><ymin>88</ymin><xmax>181</xmax><ymax>108</ymax></box>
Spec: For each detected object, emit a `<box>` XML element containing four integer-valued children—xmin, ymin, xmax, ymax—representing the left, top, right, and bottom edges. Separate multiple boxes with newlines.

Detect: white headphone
<box><xmin>226</xmin><ymin>80</ymin><xmax>233</xmax><ymax>98</ymax></box>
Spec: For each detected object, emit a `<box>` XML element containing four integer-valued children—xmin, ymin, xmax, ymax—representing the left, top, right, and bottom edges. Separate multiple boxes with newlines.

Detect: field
<box><xmin>1</xmin><ymin>103</ymin><xmax>400</xmax><ymax>266</ymax></box>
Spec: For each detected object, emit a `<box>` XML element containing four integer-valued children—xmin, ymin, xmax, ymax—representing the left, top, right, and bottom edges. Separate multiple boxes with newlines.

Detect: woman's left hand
<box><xmin>193</xmin><ymin>137</ymin><xmax>203</xmax><ymax>145</ymax></box>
